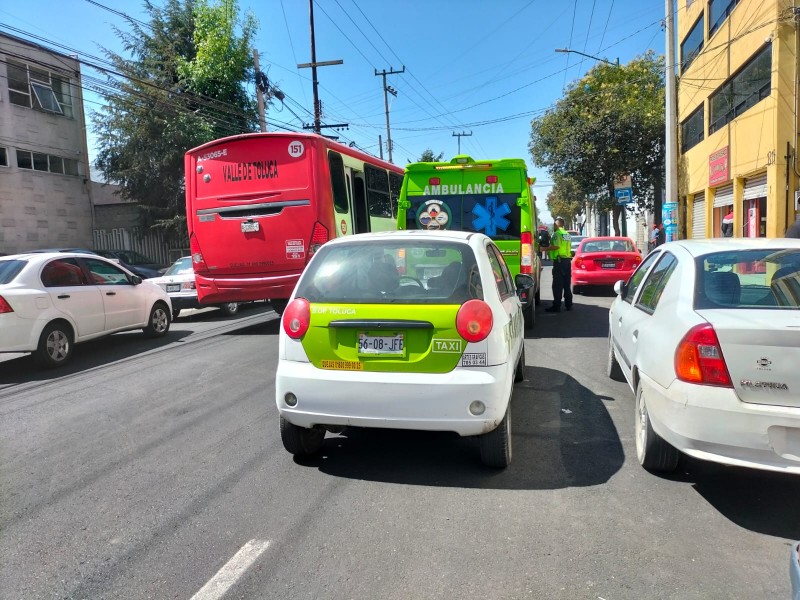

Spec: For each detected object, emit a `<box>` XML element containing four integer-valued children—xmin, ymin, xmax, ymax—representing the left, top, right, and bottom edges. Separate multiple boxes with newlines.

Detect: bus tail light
<box><xmin>674</xmin><ymin>324</ymin><xmax>732</xmax><ymax>387</ymax></box>
<box><xmin>309</xmin><ymin>222</ymin><xmax>328</xmax><ymax>257</ymax></box>
<box><xmin>520</xmin><ymin>231</ymin><xmax>532</xmax><ymax>274</ymax></box>
<box><xmin>189</xmin><ymin>233</ymin><xmax>207</xmax><ymax>272</ymax></box>
<box><xmin>0</xmin><ymin>295</ymin><xmax>13</xmax><ymax>314</ymax></box>
<box><xmin>283</xmin><ymin>297</ymin><xmax>310</xmax><ymax>339</ymax></box>
<box><xmin>456</xmin><ymin>300</ymin><xmax>493</xmax><ymax>343</ymax></box>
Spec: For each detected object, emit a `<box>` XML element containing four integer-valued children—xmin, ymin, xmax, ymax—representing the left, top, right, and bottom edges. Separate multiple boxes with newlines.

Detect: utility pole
<box><xmin>665</xmin><ymin>0</ymin><xmax>678</xmax><ymax>231</ymax></box>
<box><xmin>452</xmin><ymin>131</ymin><xmax>472</xmax><ymax>154</ymax></box>
<box><xmin>298</xmin><ymin>0</ymin><xmax>343</xmax><ymax>134</ymax></box>
<box><xmin>253</xmin><ymin>49</ymin><xmax>267</xmax><ymax>132</ymax></box>
<box><xmin>375</xmin><ymin>66</ymin><xmax>404</xmax><ymax>162</ymax></box>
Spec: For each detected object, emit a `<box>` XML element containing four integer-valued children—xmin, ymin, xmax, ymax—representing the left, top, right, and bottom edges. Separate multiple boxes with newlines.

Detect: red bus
<box><xmin>185</xmin><ymin>132</ymin><xmax>405</xmax><ymax>314</ymax></box>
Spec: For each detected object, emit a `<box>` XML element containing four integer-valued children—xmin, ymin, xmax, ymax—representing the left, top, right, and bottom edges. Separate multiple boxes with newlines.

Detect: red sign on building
<box><xmin>709</xmin><ymin>146</ymin><xmax>729</xmax><ymax>186</ymax></box>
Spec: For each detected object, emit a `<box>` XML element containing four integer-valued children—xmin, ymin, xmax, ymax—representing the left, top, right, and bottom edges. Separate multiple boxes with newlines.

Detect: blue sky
<box><xmin>1</xmin><ymin>0</ymin><xmax>668</xmax><ymax>221</ymax></box>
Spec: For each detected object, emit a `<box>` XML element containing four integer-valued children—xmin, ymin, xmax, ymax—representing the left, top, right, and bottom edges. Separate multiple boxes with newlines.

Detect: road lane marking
<box><xmin>190</xmin><ymin>539</ymin><xmax>270</xmax><ymax>600</ymax></box>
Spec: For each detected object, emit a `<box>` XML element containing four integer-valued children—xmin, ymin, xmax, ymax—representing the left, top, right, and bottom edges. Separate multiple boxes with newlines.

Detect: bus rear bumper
<box><xmin>195</xmin><ymin>272</ymin><xmax>300</xmax><ymax>304</ymax></box>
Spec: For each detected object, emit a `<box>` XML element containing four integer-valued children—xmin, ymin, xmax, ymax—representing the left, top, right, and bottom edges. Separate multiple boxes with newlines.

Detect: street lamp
<box><xmin>554</xmin><ymin>48</ymin><xmax>619</xmax><ymax>67</ymax></box>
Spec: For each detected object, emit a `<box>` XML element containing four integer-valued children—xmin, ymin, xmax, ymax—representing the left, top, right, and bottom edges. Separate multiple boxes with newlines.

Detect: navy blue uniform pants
<box><xmin>552</xmin><ymin>258</ymin><xmax>573</xmax><ymax>308</ymax></box>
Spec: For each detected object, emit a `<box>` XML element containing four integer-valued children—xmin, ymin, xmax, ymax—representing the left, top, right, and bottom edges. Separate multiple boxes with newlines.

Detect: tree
<box><xmin>93</xmin><ymin>0</ymin><xmax>259</xmax><ymax>243</ymax></box>
<box><xmin>417</xmin><ymin>148</ymin><xmax>445</xmax><ymax>163</ymax></box>
<box><xmin>529</xmin><ymin>51</ymin><xmax>665</xmax><ymax>235</ymax></box>
<box><xmin>545</xmin><ymin>175</ymin><xmax>586</xmax><ymax>227</ymax></box>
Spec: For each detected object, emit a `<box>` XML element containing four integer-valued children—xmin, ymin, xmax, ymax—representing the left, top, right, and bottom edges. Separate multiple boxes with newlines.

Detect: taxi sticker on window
<box><xmin>321</xmin><ymin>360</ymin><xmax>364</xmax><ymax>371</ymax></box>
<box><xmin>460</xmin><ymin>353</ymin><xmax>487</xmax><ymax>367</ymax></box>
<box><xmin>432</xmin><ymin>339</ymin><xmax>463</xmax><ymax>353</ymax></box>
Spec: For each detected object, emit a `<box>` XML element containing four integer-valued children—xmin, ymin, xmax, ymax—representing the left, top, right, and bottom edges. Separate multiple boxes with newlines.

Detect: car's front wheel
<box><xmin>219</xmin><ymin>302</ymin><xmax>239</xmax><ymax>316</ymax></box>
<box><xmin>480</xmin><ymin>405</ymin><xmax>512</xmax><ymax>468</ymax></box>
<box><xmin>606</xmin><ymin>333</ymin><xmax>624</xmax><ymax>381</ymax></box>
<box><xmin>143</xmin><ymin>302</ymin><xmax>170</xmax><ymax>337</ymax></box>
<box><xmin>280</xmin><ymin>416</ymin><xmax>325</xmax><ymax>457</ymax></box>
<box><xmin>34</xmin><ymin>321</ymin><xmax>74</xmax><ymax>368</ymax></box>
<box><xmin>514</xmin><ymin>344</ymin><xmax>525</xmax><ymax>383</ymax></box>
<box><xmin>523</xmin><ymin>303</ymin><xmax>535</xmax><ymax>329</ymax></box>
<box><xmin>635</xmin><ymin>381</ymin><xmax>679</xmax><ymax>472</ymax></box>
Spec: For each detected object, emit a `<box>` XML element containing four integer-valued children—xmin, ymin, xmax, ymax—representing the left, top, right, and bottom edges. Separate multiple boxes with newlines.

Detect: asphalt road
<box><xmin>1</xmin><ymin>274</ymin><xmax>798</xmax><ymax>599</ymax></box>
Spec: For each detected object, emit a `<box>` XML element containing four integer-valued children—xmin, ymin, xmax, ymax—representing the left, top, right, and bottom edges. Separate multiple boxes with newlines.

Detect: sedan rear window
<box><xmin>0</xmin><ymin>260</ymin><xmax>26</xmax><ymax>284</ymax></box>
<box><xmin>582</xmin><ymin>239</ymin><xmax>635</xmax><ymax>253</ymax></box>
<box><xmin>296</xmin><ymin>240</ymin><xmax>483</xmax><ymax>304</ymax></box>
<box><xmin>695</xmin><ymin>249</ymin><xmax>800</xmax><ymax>309</ymax></box>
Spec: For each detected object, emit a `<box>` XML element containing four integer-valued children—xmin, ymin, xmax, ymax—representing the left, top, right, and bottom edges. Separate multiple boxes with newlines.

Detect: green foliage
<box><xmin>92</xmin><ymin>0</ymin><xmax>259</xmax><ymax>243</ymax></box>
<box><xmin>546</xmin><ymin>176</ymin><xmax>586</xmax><ymax>224</ymax></box>
<box><xmin>529</xmin><ymin>51</ymin><xmax>665</xmax><ymax>234</ymax></box>
<box><xmin>417</xmin><ymin>148</ymin><xmax>445</xmax><ymax>163</ymax></box>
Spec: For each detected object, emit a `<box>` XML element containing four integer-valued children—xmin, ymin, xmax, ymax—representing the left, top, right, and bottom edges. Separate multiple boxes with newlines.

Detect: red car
<box><xmin>571</xmin><ymin>236</ymin><xmax>642</xmax><ymax>293</ymax></box>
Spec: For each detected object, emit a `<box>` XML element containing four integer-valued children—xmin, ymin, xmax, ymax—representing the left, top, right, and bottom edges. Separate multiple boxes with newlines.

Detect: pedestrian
<box><xmin>656</xmin><ymin>222</ymin><xmax>666</xmax><ymax>246</ymax></box>
<box><xmin>721</xmin><ymin>207</ymin><xmax>734</xmax><ymax>237</ymax></box>
<box><xmin>540</xmin><ymin>217</ymin><xmax>573</xmax><ymax>313</ymax></box>
<box><xmin>537</xmin><ymin>227</ymin><xmax>551</xmax><ymax>261</ymax></box>
<box><xmin>785</xmin><ymin>219</ymin><xmax>800</xmax><ymax>238</ymax></box>
<box><xmin>648</xmin><ymin>223</ymin><xmax>659</xmax><ymax>251</ymax></box>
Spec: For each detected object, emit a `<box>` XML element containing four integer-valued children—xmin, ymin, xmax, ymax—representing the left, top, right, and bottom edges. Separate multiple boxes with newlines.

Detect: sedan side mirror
<box><xmin>131</xmin><ymin>275</ymin><xmax>143</xmax><ymax>285</ymax></box>
<box><xmin>613</xmin><ymin>279</ymin><xmax>626</xmax><ymax>297</ymax></box>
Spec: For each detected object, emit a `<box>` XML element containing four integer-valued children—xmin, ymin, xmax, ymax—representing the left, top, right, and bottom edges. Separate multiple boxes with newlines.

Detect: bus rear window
<box><xmin>405</xmin><ymin>194</ymin><xmax>522</xmax><ymax>239</ymax></box>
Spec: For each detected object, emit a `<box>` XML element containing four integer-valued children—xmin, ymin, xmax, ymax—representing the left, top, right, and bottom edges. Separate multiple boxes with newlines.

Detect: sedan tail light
<box><xmin>0</xmin><ymin>295</ymin><xmax>13</xmax><ymax>314</ymax></box>
<box><xmin>456</xmin><ymin>299</ymin><xmax>493</xmax><ymax>343</ymax></box>
<box><xmin>674</xmin><ymin>323</ymin><xmax>732</xmax><ymax>387</ymax></box>
<box><xmin>283</xmin><ymin>297</ymin><xmax>311</xmax><ymax>339</ymax></box>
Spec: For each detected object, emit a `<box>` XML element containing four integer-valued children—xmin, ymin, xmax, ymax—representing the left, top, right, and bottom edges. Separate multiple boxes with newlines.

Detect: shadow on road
<box><xmin>300</xmin><ymin>366</ymin><xmax>624</xmax><ymax>490</ymax></box>
<box><xmin>664</xmin><ymin>458</ymin><xmax>800</xmax><ymax>540</ymax></box>
<box><xmin>526</xmin><ymin>301</ymin><xmax>611</xmax><ymax>340</ymax></box>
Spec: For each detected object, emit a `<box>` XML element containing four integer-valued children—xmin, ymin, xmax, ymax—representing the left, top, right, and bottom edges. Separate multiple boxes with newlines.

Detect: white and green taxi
<box><xmin>275</xmin><ymin>230</ymin><xmax>533</xmax><ymax>467</ymax></box>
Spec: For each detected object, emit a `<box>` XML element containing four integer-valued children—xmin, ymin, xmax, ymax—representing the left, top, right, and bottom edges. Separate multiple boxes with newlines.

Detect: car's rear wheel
<box><xmin>523</xmin><ymin>303</ymin><xmax>535</xmax><ymax>329</ymax></box>
<box><xmin>280</xmin><ymin>416</ymin><xmax>325</xmax><ymax>456</ymax></box>
<box><xmin>480</xmin><ymin>405</ymin><xmax>512</xmax><ymax>468</ymax></box>
<box><xmin>606</xmin><ymin>333</ymin><xmax>624</xmax><ymax>381</ymax></box>
<box><xmin>34</xmin><ymin>321</ymin><xmax>74</xmax><ymax>368</ymax></box>
<box><xmin>635</xmin><ymin>381</ymin><xmax>679</xmax><ymax>472</ymax></box>
<box><xmin>514</xmin><ymin>344</ymin><xmax>525</xmax><ymax>382</ymax></box>
<box><xmin>219</xmin><ymin>302</ymin><xmax>239</xmax><ymax>316</ymax></box>
<box><xmin>143</xmin><ymin>302</ymin><xmax>170</xmax><ymax>337</ymax></box>
<box><xmin>172</xmin><ymin>308</ymin><xmax>181</xmax><ymax>321</ymax></box>
<box><xmin>271</xmin><ymin>299</ymin><xmax>288</xmax><ymax>316</ymax></box>
<box><xmin>573</xmin><ymin>284</ymin><xmax>583</xmax><ymax>295</ymax></box>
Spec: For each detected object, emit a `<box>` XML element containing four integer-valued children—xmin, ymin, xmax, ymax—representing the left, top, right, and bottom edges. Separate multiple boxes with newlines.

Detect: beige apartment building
<box><xmin>677</xmin><ymin>0</ymin><xmax>799</xmax><ymax>239</ymax></box>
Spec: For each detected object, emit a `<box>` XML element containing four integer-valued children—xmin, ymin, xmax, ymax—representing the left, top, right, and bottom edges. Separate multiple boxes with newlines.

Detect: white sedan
<box><xmin>276</xmin><ymin>230</ymin><xmax>534</xmax><ymax>468</ymax></box>
<box><xmin>0</xmin><ymin>251</ymin><xmax>172</xmax><ymax>367</ymax></box>
<box><xmin>607</xmin><ymin>238</ymin><xmax>800</xmax><ymax>474</ymax></box>
<box><xmin>148</xmin><ymin>256</ymin><xmax>239</xmax><ymax>320</ymax></box>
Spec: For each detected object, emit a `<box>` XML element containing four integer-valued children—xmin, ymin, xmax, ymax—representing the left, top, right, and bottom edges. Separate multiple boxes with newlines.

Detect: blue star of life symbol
<box><xmin>472</xmin><ymin>197</ymin><xmax>510</xmax><ymax>237</ymax></box>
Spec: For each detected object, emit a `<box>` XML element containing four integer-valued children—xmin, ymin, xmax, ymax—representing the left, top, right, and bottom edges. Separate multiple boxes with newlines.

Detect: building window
<box><xmin>6</xmin><ymin>59</ymin><xmax>74</xmax><ymax>118</ymax></box>
<box><xmin>0</xmin><ymin>147</ymin><xmax>8</xmax><ymax>167</ymax></box>
<box><xmin>680</xmin><ymin>15</ymin><xmax>704</xmax><ymax>72</ymax></box>
<box><xmin>16</xmin><ymin>149</ymin><xmax>80</xmax><ymax>176</ymax></box>
<box><xmin>709</xmin><ymin>0</ymin><xmax>741</xmax><ymax>37</ymax></box>
<box><xmin>681</xmin><ymin>105</ymin><xmax>704</xmax><ymax>153</ymax></box>
<box><xmin>709</xmin><ymin>45</ymin><xmax>771</xmax><ymax>135</ymax></box>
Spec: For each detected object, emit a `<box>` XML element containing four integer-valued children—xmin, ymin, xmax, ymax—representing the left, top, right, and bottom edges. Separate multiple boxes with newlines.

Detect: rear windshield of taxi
<box><xmin>0</xmin><ymin>260</ymin><xmax>26</xmax><ymax>284</ymax></box>
<box><xmin>695</xmin><ymin>249</ymin><xmax>800</xmax><ymax>309</ymax></box>
<box><xmin>296</xmin><ymin>240</ymin><xmax>483</xmax><ymax>304</ymax></box>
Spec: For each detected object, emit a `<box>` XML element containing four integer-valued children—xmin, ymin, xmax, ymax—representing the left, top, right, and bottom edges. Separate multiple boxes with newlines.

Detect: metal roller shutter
<box><xmin>743</xmin><ymin>174</ymin><xmax>767</xmax><ymax>200</ymax></box>
<box><xmin>713</xmin><ymin>183</ymin><xmax>734</xmax><ymax>208</ymax></box>
<box><xmin>692</xmin><ymin>197</ymin><xmax>706</xmax><ymax>239</ymax></box>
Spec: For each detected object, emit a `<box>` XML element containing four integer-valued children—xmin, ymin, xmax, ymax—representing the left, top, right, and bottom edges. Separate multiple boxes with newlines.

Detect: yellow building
<box><xmin>677</xmin><ymin>0</ymin><xmax>799</xmax><ymax>239</ymax></box>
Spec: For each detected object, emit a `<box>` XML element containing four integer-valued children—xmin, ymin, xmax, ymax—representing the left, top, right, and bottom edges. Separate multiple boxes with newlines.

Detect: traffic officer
<box><xmin>540</xmin><ymin>217</ymin><xmax>573</xmax><ymax>312</ymax></box>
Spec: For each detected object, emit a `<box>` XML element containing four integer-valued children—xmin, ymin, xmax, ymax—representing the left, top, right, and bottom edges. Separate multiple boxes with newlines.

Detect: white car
<box><xmin>148</xmin><ymin>256</ymin><xmax>239</xmax><ymax>320</ymax></box>
<box><xmin>0</xmin><ymin>252</ymin><xmax>172</xmax><ymax>368</ymax></box>
<box><xmin>607</xmin><ymin>238</ymin><xmax>800</xmax><ymax>474</ymax></box>
<box><xmin>275</xmin><ymin>230</ymin><xmax>533</xmax><ymax>467</ymax></box>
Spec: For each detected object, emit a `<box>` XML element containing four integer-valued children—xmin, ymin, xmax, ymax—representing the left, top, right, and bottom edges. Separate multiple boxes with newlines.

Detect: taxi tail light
<box><xmin>520</xmin><ymin>231</ymin><xmax>532</xmax><ymax>274</ymax></box>
<box><xmin>309</xmin><ymin>222</ymin><xmax>329</xmax><ymax>257</ymax></box>
<box><xmin>0</xmin><ymin>295</ymin><xmax>13</xmax><ymax>314</ymax></box>
<box><xmin>674</xmin><ymin>323</ymin><xmax>732</xmax><ymax>387</ymax></box>
<box><xmin>189</xmin><ymin>233</ymin><xmax>207</xmax><ymax>272</ymax></box>
<box><xmin>283</xmin><ymin>297</ymin><xmax>311</xmax><ymax>339</ymax></box>
<box><xmin>456</xmin><ymin>299</ymin><xmax>493</xmax><ymax>343</ymax></box>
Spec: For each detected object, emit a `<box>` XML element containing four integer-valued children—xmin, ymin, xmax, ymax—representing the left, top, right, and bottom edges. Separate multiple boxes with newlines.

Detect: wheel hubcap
<box><xmin>153</xmin><ymin>309</ymin><xmax>168</xmax><ymax>332</ymax></box>
<box><xmin>635</xmin><ymin>391</ymin><xmax>648</xmax><ymax>459</ymax></box>
<box><xmin>47</xmin><ymin>331</ymin><xmax>69</xmax><ymax>361</ymax></box>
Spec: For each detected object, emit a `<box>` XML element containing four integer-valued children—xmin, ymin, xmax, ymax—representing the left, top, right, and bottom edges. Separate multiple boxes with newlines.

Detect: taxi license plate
<box><xmin>166</xmin><ymin>284</ymin><xmax>181</xmax><ymax>292</ymax></box>
<box><xmin>358</xmin><ymin>332</ymin><xmax>404</xmax><ymax>355</ymax></box>
<box><xmin>601</xmin><ymin>262</ymin><xmax>617</xmax><ymax>269</ymax></box>
<box><xmin>241</xmin><ymin>221</ymin><xmax>260</xmax><ymax>233</ymax></box>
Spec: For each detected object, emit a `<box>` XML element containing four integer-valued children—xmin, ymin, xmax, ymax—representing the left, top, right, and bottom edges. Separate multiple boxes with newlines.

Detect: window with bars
<box><xmin>709</xmin><ymin>45</ymin><xmax>771</xmax><ymax>135</ymax></box>
<box><xmin>15</xmin><ymin>149</ymin><xmax>80</xmax><ymax>176</ymax></box>
<box><xmin>6</xmin><ymin>58</ymin><xmax>74</xmax><ymax>118</ymax></box>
